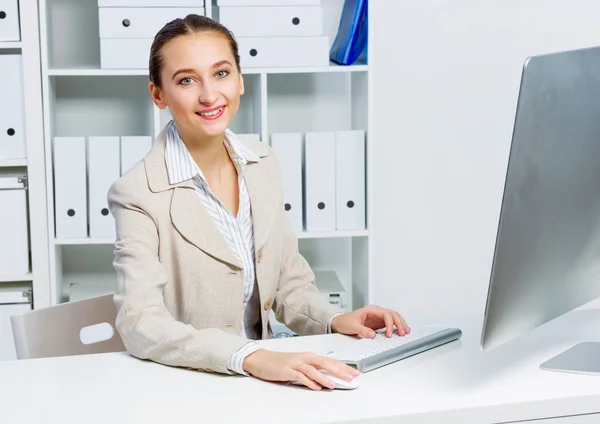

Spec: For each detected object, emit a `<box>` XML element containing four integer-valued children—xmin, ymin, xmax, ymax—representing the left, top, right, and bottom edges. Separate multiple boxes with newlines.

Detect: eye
<box><xmin>216</xmin><ymin>70</ymin><xmax>229</xmax><ymax>79</ymax></box>
<box><xmin>179</xmin><ymin>77</ymin><xmax>194</xmax><ymax>85</ymax></box>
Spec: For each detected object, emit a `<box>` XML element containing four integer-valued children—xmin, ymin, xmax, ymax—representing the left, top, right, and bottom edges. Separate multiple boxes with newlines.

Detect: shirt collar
<box><xmin>164</xmin><ymin>119</ymin><xmax>260</xmax><ymax>185</ymax></box>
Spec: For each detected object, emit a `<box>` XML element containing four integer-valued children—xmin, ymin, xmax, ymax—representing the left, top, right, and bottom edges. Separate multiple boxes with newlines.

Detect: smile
<box><xmin>196</xmin><ymin>106</ymin><xmax>225</xmax><ymax>120</ymax></box>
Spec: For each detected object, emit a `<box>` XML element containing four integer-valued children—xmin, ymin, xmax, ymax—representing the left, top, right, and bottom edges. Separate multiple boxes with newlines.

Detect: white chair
<box><xmin>10</xmin><ymin>293</ymin><xmax>126</xmax><ymax>359</ymax></box>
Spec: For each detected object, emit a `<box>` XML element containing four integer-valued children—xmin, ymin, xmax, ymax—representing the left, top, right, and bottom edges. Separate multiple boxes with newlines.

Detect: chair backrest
<box><xmin>10</xmin><ymin>293</ymin><xmax>126</xmax><ymax>360</ymax></box>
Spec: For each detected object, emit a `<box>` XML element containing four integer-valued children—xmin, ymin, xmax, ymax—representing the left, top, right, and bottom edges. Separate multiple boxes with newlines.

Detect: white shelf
<box><xmin>47</xmin><ymin>63</ymin><xmax>368</xmax><ymax>77</ymax></box>
<box><xmin>0</xmin><ymin>159</ymin><xmax>27</xmax><ymax>168</ymax></box>
<box><xmin>297</xmin><ymin>230</ymin><xmax>368</xmax><ymax>239</ymax></box>
<box><xmin>0</xmin><ymin>42</ymin><xmax>22</xmax><ymax>49</ymax></box>
<box><xmin>54</xmin><ymin>238</ymin><xmax>114</xmax><ymax>246</ymax></box>
<box><xmin>54</xmin><ymin>230</ymin><xmax>368</xmax><ymax>246</ymax></box>
<box><xmin>0</xmin><ymin>273</ymin><xmax>33</xmax><ymax>283</ymax></box>
<box><xmin>38</xmin><ymin>0</ymin><xmax>372</xmax><ymax>311</ymax></box>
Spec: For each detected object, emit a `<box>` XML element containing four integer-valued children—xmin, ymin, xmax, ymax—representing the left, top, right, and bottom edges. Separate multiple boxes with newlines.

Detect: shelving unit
<box><xmin>0</xmin><ymin>0</ymin><xmax>51</xmax><ymax>360</ymax></box>
<box><xmin>36</xmin><ymin>0</ymin><xmax>373</xmax><ymax>321</ymax></box>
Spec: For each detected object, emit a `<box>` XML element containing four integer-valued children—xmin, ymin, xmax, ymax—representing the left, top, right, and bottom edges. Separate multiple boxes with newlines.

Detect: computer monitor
<box><xmin>480</xmin><ymin>45</ymin><xmax>600</xmax><ymax>374</ymax></box>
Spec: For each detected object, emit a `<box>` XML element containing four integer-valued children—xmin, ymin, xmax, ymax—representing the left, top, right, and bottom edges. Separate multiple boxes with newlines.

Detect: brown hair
<box><xmin>149</xmin><ymin>14</ymin><xmax>241</xmax><ymax>88</ymax></box>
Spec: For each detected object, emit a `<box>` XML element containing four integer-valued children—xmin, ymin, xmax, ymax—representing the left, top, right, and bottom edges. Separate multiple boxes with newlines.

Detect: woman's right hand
<box><xmin>242</xmin><ymin>349</ymin><xmax>360</xmax><ymax>391</ymax></box>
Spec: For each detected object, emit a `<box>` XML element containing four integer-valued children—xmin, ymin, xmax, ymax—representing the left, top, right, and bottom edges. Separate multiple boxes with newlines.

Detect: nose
<box><xmin>198</xmin><ymin>80</ymin><xmax>219</xmax><ymax>106</ymax></box>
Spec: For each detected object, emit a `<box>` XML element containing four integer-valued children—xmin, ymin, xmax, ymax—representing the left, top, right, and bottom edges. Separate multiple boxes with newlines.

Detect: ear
<box><xmin>239</xmin><ymin>72</ymin><xmax>245</xmax><ymax>96</ymax></box>
<box><xmin>149</xmin><ymin>81</ymin><xmax>167</xmax><ymax>109</ymax></box>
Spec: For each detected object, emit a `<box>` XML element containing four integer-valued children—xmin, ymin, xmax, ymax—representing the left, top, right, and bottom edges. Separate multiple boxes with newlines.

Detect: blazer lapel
<box><xmin>243</xmin><ymin>148</ymin><xmax>281</xmax><ymax>255</ymax></box>
<box><xmin>144</xmin><ymin>128</ymin><xmax>241</xmax><ymax>269</ymax></box>
<box><xmin>170</xmin><ymin>186</ymin><xmax>241</xmax><ymax>268</ymax></box>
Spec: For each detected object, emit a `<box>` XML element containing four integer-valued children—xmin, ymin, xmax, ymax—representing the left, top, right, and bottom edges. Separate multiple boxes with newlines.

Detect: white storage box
<box><xmin>0</xmin><ymin>54</ymin><xmax>26</xmax><ymax>159</ymax></box>
<box><xmin>219</xmin><ymin>6</ymin><xmax>322</xmax><ymax>37</ymax></box>
<box><xmin>99</xmin><ymin>0</ymin><xmax>204</xmax><ymax>6</ymax></box>
<box><xmin>237</xmin><ymin>36</ymin><xmax>329</xmax><ymax>68</ymax></box>
<box><xmin>101</xmin><ymin>38</ymin><xmax>153</xmax><ymax>69</ymax></box>
<box><xmin>217</xmin><ymin>0</ymin><xmax>320</xmax><ymax>5</ymax></box>
<box><xmin>0</xmin><ymin>177</ymin><xmax>29</xmax><ymax>276</ymax></box>
<box><xmin>99</xmin><ymin>7</ymin><xmax>205</xmax><ymax>39</ymax></box>
<box><xmin>0</xmin><ymin>284</ymin><xmax>31</xmax><ymax>361</ymax></box>
<box><xmin>0</xmin><ymin>0</ymin><xmax>20</xmax><ymax>41</ymax></box>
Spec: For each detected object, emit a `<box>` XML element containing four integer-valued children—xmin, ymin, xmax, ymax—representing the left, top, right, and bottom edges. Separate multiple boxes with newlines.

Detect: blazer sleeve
<box><xmin>268</xmin><ymin>153</ymin><xmax>344</xmax><ymax>335</ymax></box>
<box><xmin>108</xmin><ymin>177</ymin><xmax>250</xmax><ymax>374</ymax></box>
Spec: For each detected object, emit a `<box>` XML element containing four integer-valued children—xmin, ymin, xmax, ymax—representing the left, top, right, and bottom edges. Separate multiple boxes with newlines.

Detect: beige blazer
<box><xmin>107</xmin><ymin>128</ymin><xmax>342</xmax><ymax>374</ymax></box>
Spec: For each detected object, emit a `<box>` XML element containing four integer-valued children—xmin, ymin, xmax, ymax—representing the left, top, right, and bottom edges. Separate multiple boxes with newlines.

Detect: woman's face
<box><xmin>150</xmin><ymin>32</ymin><xmax>244</xmax><ymax>140</ymax></box>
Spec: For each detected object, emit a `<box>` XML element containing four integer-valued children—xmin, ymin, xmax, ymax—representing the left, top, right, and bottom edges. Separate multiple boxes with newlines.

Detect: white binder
<box><xmin>53</xmin><ymin>137</ymin><xmax>87</xmax><ymax>239</ymax></box>
<box><xmin>120</xmin><ymin>136</ymin><xmax>152</xmax><ymax>176</ymax></box>
<box><xmin>335</xmin><ymin>130</ymin><xmax>366</xmax><ymax>230</ymax></box>
<box><xmin>0</xmin><ymin>54</ymin><xmax>26</xmax><ymax>159</ymax></box>
<box><xmin>271</xmin><ymin>133</ymin><xmax>303</xmax><ymax>234</ymax></box>
<box><xmin>88</xmin><ymin>137</ymin><xmax>120</xmax><ymax>239</ymax></box>
<box><xmin>235</xmin><ymin>133</ymin><xmax>261</xmax><ymax>144</ymax></box>
<box><xmin>0</xmin><ymin>285</ymin><xmax>31</xmax><ymax>361</ymax></box>
<box><xmin>304</xmin><ymin>132</ymin><xmax>336</xmax><ymax>231</ymax></box>
<box><xmin>0</xmin><ymin>0</ymin><xmax>21</xmax><ymax>41</ymax></box>
<box><xmin>0</xmin><ymin>177</ymin><xmax>29</xmax><ymax>275</ymax></box>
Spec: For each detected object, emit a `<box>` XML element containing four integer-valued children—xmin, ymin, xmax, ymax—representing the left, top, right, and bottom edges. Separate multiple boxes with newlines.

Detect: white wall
<box><xmin>370</xmin><ymin>0</ymin><xmax>600</xmax><ymax>328</ymax></box>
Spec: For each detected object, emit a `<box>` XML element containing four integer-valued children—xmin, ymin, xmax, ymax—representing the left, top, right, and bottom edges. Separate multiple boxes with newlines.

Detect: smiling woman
<box><xmin>107</xmin><ymin>13</ymin><xmax>409</xmax><ymax>392</ymax></box>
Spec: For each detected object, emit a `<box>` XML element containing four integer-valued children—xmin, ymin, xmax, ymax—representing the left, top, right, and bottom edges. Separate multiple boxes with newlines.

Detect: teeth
<box><xmin>199</xmin><ymin>107</ymin><xmax>223</xmax><ymax>117</ymax></box>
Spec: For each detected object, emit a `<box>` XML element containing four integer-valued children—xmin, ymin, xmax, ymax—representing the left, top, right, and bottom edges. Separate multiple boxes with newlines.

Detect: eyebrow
<box><xmin>171</xmin><ymin>61</ymin><xmax>233</xmax><ymax>80</ymax></box>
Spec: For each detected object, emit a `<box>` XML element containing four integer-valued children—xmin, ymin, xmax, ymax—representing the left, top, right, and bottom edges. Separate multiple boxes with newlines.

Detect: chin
<box><xmin>192</xmin><ymin>113</ymin><xmax>231</xmax><ymax>137</ymax></box>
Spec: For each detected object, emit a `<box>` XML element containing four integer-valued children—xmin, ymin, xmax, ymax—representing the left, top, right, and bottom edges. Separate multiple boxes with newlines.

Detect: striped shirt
<box><xmin>164</xmin><ymin>120</ymin><xmax>261</xmax><ymax>375</ymax></box>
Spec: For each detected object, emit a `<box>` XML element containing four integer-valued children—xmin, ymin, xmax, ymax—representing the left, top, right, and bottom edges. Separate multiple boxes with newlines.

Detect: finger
<box><xmin>384</xmin><ymin>312</ymin><xmax>395</xmax><ymax>337</ymax></box>
<box><xmin>299</xmin><ymin>364</ymin><xmax>336</xmax><ymax>390</ymax></box>
<box><xmin>393</xmin><ymin>312</ymin><xmax>410</xmax><ymax>334</ymax></box>
<box><xmin>291</xmin><ymin>370</ymin><xmax>322</xmax><ymax>391</ymax></box>
<box><xmin>311</xmin><ymin>355</ymin><xmax>360</xmax><ymax>379</ymax></box>
<box><xmin>356</xmin><ymin>323</ymin><xmax>376</xmax><ymax>339</ymax></box>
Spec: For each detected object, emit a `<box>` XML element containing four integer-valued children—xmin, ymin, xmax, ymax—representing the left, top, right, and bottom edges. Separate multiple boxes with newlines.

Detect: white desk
<box><xmin>2</xmin><ymin>303</ymin><xmax>600</xmax><ymax>424</ymax></box>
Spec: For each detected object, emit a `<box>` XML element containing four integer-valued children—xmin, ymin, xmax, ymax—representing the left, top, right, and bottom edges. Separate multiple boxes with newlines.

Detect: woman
<box><xmin>108</xmin><ymin>14</ymin><xmax>410</xmax><ymax>391</ymax></box>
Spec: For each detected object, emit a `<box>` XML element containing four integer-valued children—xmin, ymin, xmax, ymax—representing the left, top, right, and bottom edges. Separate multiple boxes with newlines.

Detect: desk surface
<box><xmin>2</xmin><ymin>302</ymin><xmax>600</xmax><ymax>424</ymax></box>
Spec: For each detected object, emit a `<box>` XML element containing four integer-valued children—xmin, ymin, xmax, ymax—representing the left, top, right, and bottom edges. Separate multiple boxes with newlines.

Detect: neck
<box><xmin>176</xmin><ymin>123</ymin><xmax>227</xmax><ymax>175</ymax></box>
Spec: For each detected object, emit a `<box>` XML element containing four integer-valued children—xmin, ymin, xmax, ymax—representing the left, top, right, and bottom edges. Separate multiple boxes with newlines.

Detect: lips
<box><xmin>196</xmin><ymin>105</ymin><xmax>226</xmax><ymax>120</ymax></box>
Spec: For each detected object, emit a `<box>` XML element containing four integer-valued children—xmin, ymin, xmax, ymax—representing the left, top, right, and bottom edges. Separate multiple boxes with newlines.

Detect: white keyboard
<box><xmin>323</xmin><ymin>326</ymin><xmax>462</xmax><ymax>373</ymax></box>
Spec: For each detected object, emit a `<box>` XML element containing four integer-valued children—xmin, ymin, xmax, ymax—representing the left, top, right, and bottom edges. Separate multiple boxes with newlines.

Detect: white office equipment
<box><xmin>217</xmin><ymin>0</ymin><xmax>321</xmax><ymax>5</ymax></box>
<box><xmin>0</xmin><ymin>284</ymin><xmax>31</xmax><ymax>361</ymax></box>
<box><xmin>99</xmin><ymin>0</ymin><xmax>204</xmax><ymax>5</ymax></box>
<box><xmin>0</xmin><ymin>0</ymin><xmax>20</xmax><ymax>41</ymax></box>
<box><xmin>323</xmin><ymin>326</ymin><xmax>463</xmax><ymax>373</ymax></box>
<box><xmin>0</xmin><ymin>54</ymin><xmax>26</xmax><ymax>159</ymax></box>
<box><xmin>314</xmin><ymin>270</ymin><xmax>346</xmax><ymax>309</ymax></box>
<box><xmin>100</xmin><ymin>38</ymin><xmax>153</xmax><ymax>69</ymax></box>
<box><xmin>88</xmin><ymin>137</ymin><xmax>119</xmax><ymax>239</ymax></box>
<box><xmin>99</xmin><ymin>7</ymin><xmax>205</xmax><ymax>39</ymax></box>
<box><xmin>237</xmin><ymin>36</ymin><xmax>329</xmax><ymax>68</ymax></box>
<box><xmin>304</xmin><ymin>132</ymin><xmax>336</xmax><ymax>231</ymax></box>
<box><xmin>218</xmin><ymin>6</ymin><xmax>323</xmax><ymax>37</ymax></box>
<box><xmin>291</xmin><ymin>369</ymin><xmax>361</xmax><ymax>390</ymax></box>
<box><xmin>335</xmin><ymin>130</ymin><xmax>365</xmax><ymax>230</ymax></box>
<box><xmin>0</xmin><ymin>176</ymin><xmax>29</xmax><ymax>275</ymax></box>
<box><xmin>53</xmin><ymin>137</ymin><xmax>87</xmax><ymax>239</ymax></box>
<box><xmin>480</xmin><ymin>46</ymin><xmax>600</xmax><ymax>376</ymax></box>
<box><xmin>270</xmin><ymin>133</ymin><xmax>303</xmax><ymax>233</ymax></box>
<box><xmin>120</xmin><ymin>136</ymin><xmax>152</xmax><ymax>176</ymax></box>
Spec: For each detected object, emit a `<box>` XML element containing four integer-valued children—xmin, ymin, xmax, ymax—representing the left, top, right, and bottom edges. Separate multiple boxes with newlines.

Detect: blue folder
<box><xmin>329</xmin><ymin>0</ymin><xmax>368</xmax><ymax>66</ymax></box>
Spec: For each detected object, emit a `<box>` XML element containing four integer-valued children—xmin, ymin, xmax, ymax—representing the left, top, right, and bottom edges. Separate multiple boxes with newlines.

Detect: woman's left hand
<box><xmin>330</xmin><ymin>305</ymin><xmax>410</xmax><ymax>339</ymax></box>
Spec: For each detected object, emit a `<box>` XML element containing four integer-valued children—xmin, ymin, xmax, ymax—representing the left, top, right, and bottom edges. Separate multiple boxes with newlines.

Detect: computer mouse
<box><xmin>291</xmin><ymin>370</ymin><xmax>361</xmax><ymax>390</ymax></box>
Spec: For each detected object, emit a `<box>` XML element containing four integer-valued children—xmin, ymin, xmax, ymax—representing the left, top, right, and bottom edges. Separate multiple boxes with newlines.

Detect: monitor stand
<box><xmin>540</xmin><ymin>342</ymin><xmax>600</xmax><ymax>376</ymax></box>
